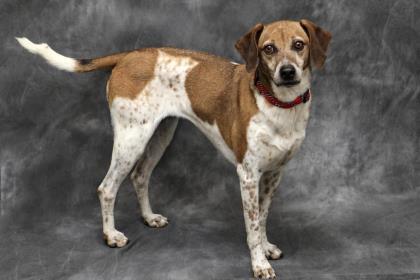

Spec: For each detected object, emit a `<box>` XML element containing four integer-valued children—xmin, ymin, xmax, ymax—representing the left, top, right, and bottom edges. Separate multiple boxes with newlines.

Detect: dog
<box><xmin>16</xmin><ymin>19</ymin><xmax>331</xmax><ymax>278</ymax></box>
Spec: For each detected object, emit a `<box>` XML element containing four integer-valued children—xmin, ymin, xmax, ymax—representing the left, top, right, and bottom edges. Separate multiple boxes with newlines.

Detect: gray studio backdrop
<box><xmin>0</xmin><ymin>0</ymin><xmax>419</xmax><ymax>279</ymax></box>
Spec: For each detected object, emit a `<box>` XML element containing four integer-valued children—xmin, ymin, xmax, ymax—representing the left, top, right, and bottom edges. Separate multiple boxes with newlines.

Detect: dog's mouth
<box><xmin>276</xmin><ymin>80</ymin><xmax>301</xmax><ymax>87</ymax></box>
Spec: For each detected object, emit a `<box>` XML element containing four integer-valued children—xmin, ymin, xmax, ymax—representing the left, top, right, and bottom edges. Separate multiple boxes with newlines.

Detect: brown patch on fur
<box><xmin>107</xmin><ymin>49</ymin><xmax>158</xmax><ymax>103</ymax></box>
<box><xmin>182</xmin><ymin>52</ymin><xmax>258</xmax><ymax>163</ymax></box>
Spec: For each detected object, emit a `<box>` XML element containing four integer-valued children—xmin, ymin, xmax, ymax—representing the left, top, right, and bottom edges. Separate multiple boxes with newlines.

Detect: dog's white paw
<box><xmin>262</xmin><ymin>241</ymin><xmax>283</xmax><ymax>260</ymax></box>
<box><xmin>252</xmin><ymin>258</ymin><xmax>276</xmax><ymax>279</ymax></box>
<box><xmin>143</xmin><ymin>213</ymin><xmax>169</xmax><ymax>228</ymax></box>
<box><xmin>103</xmin><ymin>230</ymin><xmax>128</xmax><ymax>248</ymax></box>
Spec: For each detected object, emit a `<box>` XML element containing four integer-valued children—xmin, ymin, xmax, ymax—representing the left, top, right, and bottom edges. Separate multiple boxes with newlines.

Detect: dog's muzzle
<box><xmin>278</xmin><ymin>64</ymin><xmax>300</xmax><ymax>87</ymax></box>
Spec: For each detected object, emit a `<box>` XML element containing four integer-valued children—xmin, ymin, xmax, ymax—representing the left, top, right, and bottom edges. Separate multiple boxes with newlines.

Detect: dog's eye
<box><xmin>263</xmin><ymin>44</ymin><xmax>277</xmax><ymax>55</ymax></box>
<box><xmin>293</xmin><ymin>40</ymin><xmax>305</xmax><ymax>51</ymax></box>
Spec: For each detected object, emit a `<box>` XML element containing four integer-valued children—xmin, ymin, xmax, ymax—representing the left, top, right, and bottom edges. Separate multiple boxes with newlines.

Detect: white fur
<box><xmin>16</xmin><ymin>37</ymin><xmax>77</xmax><ymax>72</ymax></box>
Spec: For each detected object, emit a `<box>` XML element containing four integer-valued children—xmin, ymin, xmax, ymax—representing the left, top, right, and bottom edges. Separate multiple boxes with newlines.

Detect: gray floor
<box><xmin>1</xmin><ymin>0</ymin><xmax>420</xmax><ymax>279</ymax></box>
<box><xmin>1</xmin><ymin>150</ymin><xmax>420</xmax><ymax>280</ymax></box>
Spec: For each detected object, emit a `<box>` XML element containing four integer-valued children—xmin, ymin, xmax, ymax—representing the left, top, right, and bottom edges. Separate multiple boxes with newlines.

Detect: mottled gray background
<box><xmin>0</xmin><ymin>0</ymin><xmax>419</xmax><ymax>279</ymax></box>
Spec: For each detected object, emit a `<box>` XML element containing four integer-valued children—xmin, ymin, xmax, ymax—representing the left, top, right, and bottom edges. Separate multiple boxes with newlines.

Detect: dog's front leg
<box><xmin>237</xmin><ymin>164</ymin><xmax>276</xmax><ymax>279</ymax></box>
<box><xmin>259</xmin><ymin>169</ymin><xmax>283</xmax><ymax>260</ymax></box>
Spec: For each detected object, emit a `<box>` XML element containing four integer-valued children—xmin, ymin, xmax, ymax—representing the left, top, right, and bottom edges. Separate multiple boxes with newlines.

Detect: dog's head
<box><xmin>235</xmin><ymin>20</ymin><xmax>331</xmax><ymax>88</ymax></box>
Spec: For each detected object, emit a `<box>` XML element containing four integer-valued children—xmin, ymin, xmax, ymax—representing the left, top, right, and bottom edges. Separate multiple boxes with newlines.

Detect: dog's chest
<box><xmin>246</xmin><ymin>102</ymin><xmax>310</xmax><ymax>170</ymax></box>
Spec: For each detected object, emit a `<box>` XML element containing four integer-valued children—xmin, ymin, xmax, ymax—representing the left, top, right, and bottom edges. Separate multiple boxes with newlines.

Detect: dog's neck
<box><xmin>251</xmin><ymin>67</ymin><xmax>312</xmax><ymax>131</ymax></box>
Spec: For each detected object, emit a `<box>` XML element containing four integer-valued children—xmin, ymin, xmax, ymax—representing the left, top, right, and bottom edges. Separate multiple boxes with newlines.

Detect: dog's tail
<box><xmin>16</xmin><ymin>37</ymin><xmax>129</xmax><ymax>73</ymax></box>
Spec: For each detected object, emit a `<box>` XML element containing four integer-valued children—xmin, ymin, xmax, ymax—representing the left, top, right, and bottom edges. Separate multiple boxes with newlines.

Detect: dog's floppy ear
<box><xmin>235</xmin><ymin>23</ymin><xmax>264</xmax><ymax>72</ymax></box>
<box><xmin>300</xmin><ymin>19</ymin><xmax>331</xmax><ymax>69</ymax></box>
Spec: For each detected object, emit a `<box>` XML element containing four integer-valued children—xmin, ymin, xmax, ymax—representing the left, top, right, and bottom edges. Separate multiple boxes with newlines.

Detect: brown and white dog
<box><xmin>17</xmin><ymin>19</ymin><xmax>331</xmax><ymax>278</ymax></box>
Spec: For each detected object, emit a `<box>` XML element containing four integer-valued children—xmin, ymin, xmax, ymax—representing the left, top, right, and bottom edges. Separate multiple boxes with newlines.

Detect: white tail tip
<box><xmin>15</xmin><ymin>37</ymin><xmax>43</xmax><ymax>54</ymax></box>
<box><xmin>16</xmin><ymin>37</ymin><xmax>77</xmax><ymax>72</ymax></box>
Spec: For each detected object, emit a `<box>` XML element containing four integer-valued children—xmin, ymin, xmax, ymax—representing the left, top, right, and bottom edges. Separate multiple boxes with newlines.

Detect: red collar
<box><xmin>255</xmin><ymin>79</ymin><xmax>311</xmax><ymax>109</ymax></box>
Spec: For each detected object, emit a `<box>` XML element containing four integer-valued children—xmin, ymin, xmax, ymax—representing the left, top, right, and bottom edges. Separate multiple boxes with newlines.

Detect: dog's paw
<box><xmin>252</xmin><ymin>261</ymin><xmax>276</xmax><ymax>279</ymax></box>
<box><xmin>103</xmin><ymin>230</ymin><xmax>128</xmax><ymax>248</ymax></box>
<box><xmin>143</xmin><ymin>214</ymin><xmax>168</xmax><ymax>228</ymax></box>
<box><xmin>262</xmin><ymin>242</ymin><xmax>283</xmax><ymax>260</ymax></box>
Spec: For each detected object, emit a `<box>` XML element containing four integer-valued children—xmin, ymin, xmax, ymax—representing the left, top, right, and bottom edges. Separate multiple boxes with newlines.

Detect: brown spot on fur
<box><xmin>249</xmin><ymin>190</ymin><xmax>255</xmax><ymax>199</ymax></box>
<box><xmin>244</xmin><ymin>185</ymin><xmax>253</xmax><ymax>191</ymax></box>
<box><xmin>252</xmin><ymin>202</ymin><xmax>258</xmax><ymax>209</ymax></box>
<box><xmin>248</xmin><ymin>210</ymin><xmax>257</xmax><ymax>221</ymax></box>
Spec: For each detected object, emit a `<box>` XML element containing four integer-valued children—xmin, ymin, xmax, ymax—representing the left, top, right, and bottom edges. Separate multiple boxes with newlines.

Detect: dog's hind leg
<box><xmin>130</xmin><ymin>117</ymin><xmax>178</xmax><ymax>228</ymax></box>
<box><xmin>98</xmin><ymin>99</ymin><xmax>163</xmax><ymax>248</ymax></box>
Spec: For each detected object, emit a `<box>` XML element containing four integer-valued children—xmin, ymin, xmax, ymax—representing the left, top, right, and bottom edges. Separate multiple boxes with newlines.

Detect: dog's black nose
<box><xmin>279</xmin><ymin>65</ymin><xmax>296</xmax><ymax>81</ymax></box>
